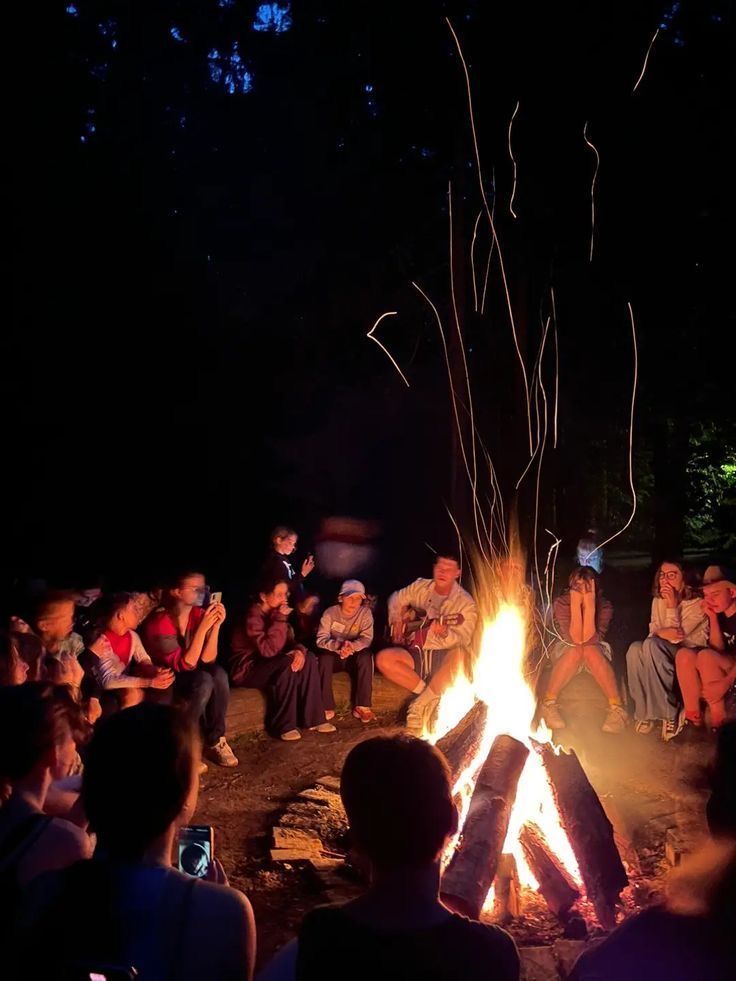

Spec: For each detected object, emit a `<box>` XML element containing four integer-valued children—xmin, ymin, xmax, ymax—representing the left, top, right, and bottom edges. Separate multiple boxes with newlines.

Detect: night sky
<box><xmin>6</xmin><ymin>1</ymin><xmax>734</xmax><ymax>594</ymax></box>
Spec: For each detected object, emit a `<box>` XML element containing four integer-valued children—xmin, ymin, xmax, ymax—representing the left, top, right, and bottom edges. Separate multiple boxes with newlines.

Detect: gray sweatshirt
<box><xmin>316</xmin><ymin>605</ymin><xmax>374</xmax><ymax>653</ymax></box>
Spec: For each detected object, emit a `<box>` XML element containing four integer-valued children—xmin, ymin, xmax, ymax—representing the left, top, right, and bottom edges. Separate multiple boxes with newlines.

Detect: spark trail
<box><xmin>582</xmin><ymin>302</ymin><xmax>639</xmax><ymax>561</ymax></box>
<box><xmin>366</xmin><ymin>311</ymin><xmax>410</xmax><ymax>388</ymax></box>
<box><xmin>632</xmin><ymin>28</ymin><xmax>659</xmax><ymax>94</ymax></box>
<box><xmin>583</xmin><ymin>122</ymin><xmax>600</xmax><ymax>263</ymax></box>
<box><xmin>508</xmin><ymin>100</ymin><xmax>520</xmax><ymax>218</ymax></box>
<box><xmin>446</xmin><ymin>17</ymin><xmax>533</xmax><ymax>454</ymax></box>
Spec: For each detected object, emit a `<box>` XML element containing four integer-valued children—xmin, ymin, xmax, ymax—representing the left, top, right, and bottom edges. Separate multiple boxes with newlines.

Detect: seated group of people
<box><xmin>540</xmin><ymin>560</ymin><xmax>736</xmax><ymax>740</ymax></box>
<box><xmin>4</xmin><ymin>526</ymin><xmax>735</xmax><ymax>758</ymax></box>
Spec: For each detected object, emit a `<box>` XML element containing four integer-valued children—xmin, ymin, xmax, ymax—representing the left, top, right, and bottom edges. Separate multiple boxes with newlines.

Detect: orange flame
<box><xmin>429</xmin><ymin>557</ymin><xmax>581</xmax><ymax>908</ymax></box>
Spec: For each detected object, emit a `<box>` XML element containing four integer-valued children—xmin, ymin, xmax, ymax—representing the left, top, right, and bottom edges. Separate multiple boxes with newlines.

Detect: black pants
<box><xmin>239</xmin><ymin>652</ymin><xmax>325</xmax><ymax>736</ymax></box>
<box><xmin>174</xmin><ymin>663</ymin><xmax>229</xmax><ymax>746</ymax></box>
<box><xmin>317</xmin><ymin>648</ymin><xmax>373</xmax><ymax>710</ymax></box>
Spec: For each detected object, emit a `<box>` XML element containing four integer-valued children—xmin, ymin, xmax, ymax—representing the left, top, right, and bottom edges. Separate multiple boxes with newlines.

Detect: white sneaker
<box><xmin>406</xmin><ymin>689</ymin><xmax>439</xmax><ymax>739</ymax></box>
<box><xmin>542</xmin><ymin>701</ymin><xmax>566</xmax><ymax>730</ymax></box>
<box><xmin>280</xmin><ymin>729</ymin><xmax>302</xmax><ymax>741</ymax></box>
<box><xmin>309</xmin><ymin>722</ymin><xmax>337</xmax><ymax>733</ymax></box>
<box><xmin>205</xmin><ymin>736</ymin><xmax>239</xmax><ymax>767</ymax></box>
<box><xmin>634</xmin><ymin>719</ymin><xmax>655</xmax><ymax>735</ymax></box>
<box><xmin>601</xmin><ymin>705</ymin><xmax>628</xmax><ymax>734</ymax></box>
<box><xmin>662</xmin><ymin>709</ymin><xmax>686</xmax><ymax>743</ymax></box>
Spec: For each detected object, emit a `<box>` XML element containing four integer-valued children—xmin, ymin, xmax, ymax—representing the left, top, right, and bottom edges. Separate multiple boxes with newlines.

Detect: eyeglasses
<box><xmin>659</xmin><ymin>571</ymin><xmax>681</xmax><ymax>580</ymax></box>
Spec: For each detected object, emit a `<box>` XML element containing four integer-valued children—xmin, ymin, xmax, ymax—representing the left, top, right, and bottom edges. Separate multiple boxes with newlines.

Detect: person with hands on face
<box><xmin>676</xmin><ymin>567</ymin><xmax>736</xmax><ymax>730</ymax></box>
<box><xmin>626</xmin><ymin>561</ymin><xmax>708</xmax><ymax>741</ymax></box>
<box><xmin>143</xmin><ymin>571</ymin><xmax>238</xmax><ymax>769</ymax></box>
<box><xmin>316</xmin><ymin>580</ymin><xmax>376</xmax><ymax>724</ymax></box>
<box><xmin>83</xmin><ymin>592</ymin><xmax>175</xmax><ymax>710</ymax></box>
<box><xmin>542</xmin><ymin>566</ymin><xmax>627</xmax><ymax>734</ymax></box>
<box><xmin>229</xmin><ymin>579</ymin><xmax>335</xmax><ymax>741</ymax></box>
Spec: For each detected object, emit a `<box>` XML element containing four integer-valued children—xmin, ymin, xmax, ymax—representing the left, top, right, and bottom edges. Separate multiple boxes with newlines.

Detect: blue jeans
<box><xmin>174</xmin><ymin>663</ymin><xmax>230</xmax><ymax>745</ymax></box>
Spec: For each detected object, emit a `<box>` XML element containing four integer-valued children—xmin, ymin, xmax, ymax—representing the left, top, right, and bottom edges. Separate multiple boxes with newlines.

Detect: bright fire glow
<box><xmin>429</xmin><ymin>567</ymin><xmax>581</xmax><ymax>910</ymax></box>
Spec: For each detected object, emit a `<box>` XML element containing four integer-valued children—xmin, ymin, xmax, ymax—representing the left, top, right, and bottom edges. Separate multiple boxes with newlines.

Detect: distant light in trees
<box><xmin>208</xmin><ymin>43</ymin><xmax>253</xmax><ymax>94</ymax></box>
<box><xmin>170</xmin><ymin>26</ymin><xmax>185</xmax><ymax>43</ymax></box>
<box><xmin>66</xmin><ymin>4</ymin><xmax>79</xmax><ymax>16</ymax></box>
<box><xmin>252</xmin><ymin>3</ymin><xmax>293</xmax><ymax>34</ymax></box>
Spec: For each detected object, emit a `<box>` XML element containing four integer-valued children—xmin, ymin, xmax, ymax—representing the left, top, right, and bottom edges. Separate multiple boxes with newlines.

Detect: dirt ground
<box><xmin>196</xmin><ymin>674</ymin><xmax>717</xmax><ymax>972</ymax></box>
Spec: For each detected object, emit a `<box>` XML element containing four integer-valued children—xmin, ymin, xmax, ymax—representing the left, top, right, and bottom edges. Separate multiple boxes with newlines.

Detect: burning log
<box><xmin>435</xmin><ymin>700</ymin><xmax>488</xmax><ymax>784</ymax></box>
<box><xmin>441</xmin><ymin>735</ymin><xmax>529</xmax><ymax>919</ymax></box>
<box><xmin>537</xmin><ymin>742</ymin><xmax>627</xmax><ymax>928</ymax></box>
<box><xmin>494</xmin><ymin>853</ymin><xmax>520</xmax><ymax>922</ymax></box>
<box><xmin>519</xmin><ymin>821</ymin><xmax>580</xmax><ymax>918</ymax></box>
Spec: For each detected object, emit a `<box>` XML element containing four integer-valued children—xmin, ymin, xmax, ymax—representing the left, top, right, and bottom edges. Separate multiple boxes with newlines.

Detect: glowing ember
<box><xmin>428</xmin><ymin>566</ymin><xmax>581</xmax><ymax>910</ymax></box>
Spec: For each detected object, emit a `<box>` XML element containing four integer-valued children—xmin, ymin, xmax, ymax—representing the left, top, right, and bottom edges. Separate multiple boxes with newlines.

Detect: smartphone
<box><xmin>210</xmin><ymin>591</ymin><xmax>223</xmax><ymax>606</ymax></box>
<box><xmin>178</xmin><ymin>824</ymin><xmax>214</xmax><ymax>878</ymax></box>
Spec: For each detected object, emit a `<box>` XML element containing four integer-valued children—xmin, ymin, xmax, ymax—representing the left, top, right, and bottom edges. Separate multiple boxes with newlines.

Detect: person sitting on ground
<box><xmin>143</xmin><ymin>571</ymin><xmax>238</xmax><ymax>768</ymax></box>
<box><xmin>316</xmin><ymin>580</ymin><xmax>376</xmax><ymax>724</ymax></box>
<box><xmin>542</xmin><ymin>566</ymin><xmax>628</xmax><ymax>734</ymax></box>
<box><xmin>570</xmin><ymin>724</ymin><xmax>736</xmax><ymax>981</ymax></box>
<box><xmin>259</xmin><ymin>735</ymin><xmax>519</xmax><ymax>981</ymax></box>
<box><xmin>626</xmin><ymin>560</ymin><xmax>708</xmax><ymax>742</ymax></box>
<box><xmin>229</xmin><ymin>579</ymin><xmax>335</xmax><ymax>742</ymax></box>
<box><xmin>17</xmin><ymin>703</ymin><xmax>256</xmax><ymax>980</ymax></box>
<box><xmin>676</xmin><ymin>567</ymin><xmax>736</xmax><ymax>729</ymax></box>
<box><xmin>376</xmin><ymin>552</ymin><xmax>477</xmax><ymax>737</ymax></box>
<box><xmin>0</xmin><ymin>684</ymin><xmax>92</xmax><ymax>903</ymax></box>
<box><xmin>84</xmin><ymin>592</ymin><xmax>175</xmax><ymax>709</ymax></box>
<box><xmin>260</xmin><ymin>525</ymin><xmax>316</xmax><ymax>601</ymax></box>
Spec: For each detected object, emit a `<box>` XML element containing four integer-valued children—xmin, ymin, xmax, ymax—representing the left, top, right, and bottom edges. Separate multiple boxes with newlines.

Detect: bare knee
<box><xmin>696</xmin><ymin>648</ymin><xmax>716</xmax><ymax>669</ymax></box>
<box><xmin>375</xmin><ymin>647</ymin><xmax>404</xmax><ymax>673</ymax></box>
<box><xmin>676</xmin><ymin>647</ymin><xmax>697</xmax><ymax>669</ymax></box>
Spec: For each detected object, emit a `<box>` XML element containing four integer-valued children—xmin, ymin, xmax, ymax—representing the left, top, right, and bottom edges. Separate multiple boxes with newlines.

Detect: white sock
<box><xmin>412</xmin><ymin>680</ymin><xmax>426</xmax><ymax>695</ymax></box>
<box><xmin>416</xmin><ymin>684</ymin><xmax>439</xmax><ymax>704</ymax></box>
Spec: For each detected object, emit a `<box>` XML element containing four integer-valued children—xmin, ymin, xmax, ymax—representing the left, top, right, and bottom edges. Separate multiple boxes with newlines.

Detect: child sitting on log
<box><xmin>316</xmin><ymin>580</ymin><xmax>376</xmax><ymax>724</ymax></box>
<box><xmin>542</xmin><ymin>566</ymin><xmax>628</xmax><ymax>734</ymax></box>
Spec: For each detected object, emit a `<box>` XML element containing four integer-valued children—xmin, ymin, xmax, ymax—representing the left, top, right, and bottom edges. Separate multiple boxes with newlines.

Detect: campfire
<box><xmin>427</xmin><ymin>562</ymin><xmax>628</xmax><ymax>932</ymax></box>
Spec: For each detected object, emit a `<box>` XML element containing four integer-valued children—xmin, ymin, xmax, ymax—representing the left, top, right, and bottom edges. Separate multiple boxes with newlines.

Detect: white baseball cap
<box><xmin>339</xmin><ymin>579</ymin><xmax>366</xmax><ymax>598</ymax></box>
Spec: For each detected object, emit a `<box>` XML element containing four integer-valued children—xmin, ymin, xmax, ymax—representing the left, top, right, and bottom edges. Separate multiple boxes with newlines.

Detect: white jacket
<box><xmin>388</xmin><ymin>579</ymin><xmax>477</xmax><ymax>651</ymax></box>
<box><xmin>648</xmin><ymin>596</ymin><xmax>708</xmax><ymax>648</ymax></box>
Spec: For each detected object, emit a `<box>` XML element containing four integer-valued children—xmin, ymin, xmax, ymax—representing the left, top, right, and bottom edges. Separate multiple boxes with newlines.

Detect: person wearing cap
<box><xmin>316</xmin><ymin>580</ymin><xmax>376</xmax><ymax>724</ymax></box>
<box><xmin>676</xmin><ymin>567</ymin><xmax>736</xmax><ymax>729</ymax></box>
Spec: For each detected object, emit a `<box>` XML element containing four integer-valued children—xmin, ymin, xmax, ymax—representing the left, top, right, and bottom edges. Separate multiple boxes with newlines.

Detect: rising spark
<box><xmin>583</xmin><ymin>121</ymin><xmax>600</xmax><ymax>263</ymax></box>
<box><xmin>366</xmin><ymin>311</ymin><xmax>410</xmax><ymax>388</ymax></box>
<box><xmin>480</xmin><ymin>170</ymin><xmax>496</xmax><ymax>316</ymax></box>
<box><xmin>412</xmin><ymin>277</ymin><xmax>492</xmax><ymax>563</ymax></box>
<box><xmin>446</xmin><ymin>17</ymin><xmax>533</xmax><ymax>453</ymax></box>
<box><xmin>632</xmin><ymin>27</ymin><xmax>660</xmax><ymax>94</ymax></box>
<box><xmin>449</xmin><ymin>182</ymin><xmax>486</xmax><ymax>557</ymax></box>
<box><xmin>582</xmin><ymin>302</ymin><xmax>639</xmax><ymax>560</ymax></box>
<box><xmin>508</xmin><ymin>100</ymin><xmax>520</xmax><ymax>219</ymax></box>
<box><xmin>470</xmin><ymin>209</ymin><xmax>483</xmax><ymax>312</ymax></box>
